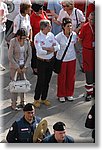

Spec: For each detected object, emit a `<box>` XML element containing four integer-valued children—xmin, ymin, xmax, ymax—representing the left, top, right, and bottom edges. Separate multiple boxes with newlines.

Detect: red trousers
<box><xmin>57</xmin><ymin>59</ymin><xmax>76</xmax><ymax>97</ymax></box>
<box><xmin>83</xmin><ymin>48</ymin><xmax>95</xmax><ymax>72</ymax></box>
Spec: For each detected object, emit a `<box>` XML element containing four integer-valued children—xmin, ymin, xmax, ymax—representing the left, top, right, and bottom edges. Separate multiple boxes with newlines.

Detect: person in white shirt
<box><xmin>55</xmin><ymin>17</ymin><xmax>77</xmax><ymax>102</ymax></box>
<box><xmin>54</xmin><ymin>0</ymin><xmax>86</xmax><ymax>71</ymax></box>
<box><xmin>6</xmin><ymin>0</ymin><xmax>32</xmax><ymax>35</ymax></box>
<box><xmin>57</xmin><ymin>0</ymin><xmax>85</xmax><ymax>33</ymax></box>
<box><xmin>34</xmin><ymin>19</ymin><xmax>60</xmax><ymax>108</ymax></box>
<box><xmin>6</xmin><ymin>2</ymin><xmax>32</xmax><ymax>47</ymax></box>
<box><xmin>0</xmin><ymin>0</ymin><xmax>8</xmax><ymax>71</ymax></box>
<box><xmin>13</xmin><ymin>3</ymin><xmax>32</xmax><ymax>39</ymax></box>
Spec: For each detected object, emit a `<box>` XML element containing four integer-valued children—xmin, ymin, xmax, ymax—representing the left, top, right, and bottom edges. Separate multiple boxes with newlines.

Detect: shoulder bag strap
<box><xmin>61</xmin><ymin>33</ymin><xmax>73</xmax><ymax>61</ymax></box>
<box><xmin>75</xmin><ymin>8</ymin><xmax>79</xmax><ymax>28</ymax></box>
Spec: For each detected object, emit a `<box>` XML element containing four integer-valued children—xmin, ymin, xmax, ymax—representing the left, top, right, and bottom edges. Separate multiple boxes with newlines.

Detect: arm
<box><xmin>28</xmin><ymin>28</ymin><xmax>33</xmax><ymax>43</ymax></box>
<box><xmin>34</xmin><ymin>35</ymin><xmax>47</xmax><ymax>55</ymax></box>
<box><xmin>78</xmin><ymin>37</ymin><xmax>83</xmax><ymax>46</ymax></box>
<box><xmin>50</xmin><ymin>10</ymin><xmax>58</xmax><ymax>19</ymax></box>
<box><xmin>42</xmin><ymin>46</ymin><xmax>55</xmax><ymax>54</ymax></box>
<box><xmin>13</xmin><ymin>15</ymin><xmax>20</xmax><ymax>34</ymax></box>
<box><xmin>52</xmin><ymin>18</ymin><xmax>61</xmax><ymax>25</ymax></box>
<box><xmin>22</xmin><ymin>41</ymin><xmax>32</xmax><ymax>73</ymax></box>
<box><xmin>74</xmin><ymin>22</ymin><xmax>85</xmax><ymax>34</ymax></box>
<box><xmin>74</xmin><ymin>9</ymin><xmax>86</xmax><ymax>34</ymax></box>
<box><xmin>6</xmin><ymin>122</ymin><xmax>19</xmax><ymax>143</ymax></box>
<box><xmin>8</xmin><ymin>39</ymin><xmax>20</xmax><ymax>69</ymax></box>
<box><xmin>24</xmin><ymin>41</ymin><xmax>32</xmax><ymax>68</ymax></box>
<box><xmin>49</xmin><ymin>10</ymin><xmax>61</xmax><ymax>25</ymax></box>
<box><xmin>78</xmin><ymin>25</ymin><xmax>85</xmax><ymax>46</ymax></box>
<box><xmin>42</xmin><ymin>34</ymin><xmax>60</xmax><ymax>54</ymax></box>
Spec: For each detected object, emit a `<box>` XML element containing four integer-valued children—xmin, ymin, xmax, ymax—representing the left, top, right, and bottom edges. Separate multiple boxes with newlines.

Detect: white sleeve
<box><xmin>52</xmin><ymin>34</ymin><xmax>60</xmax><ymax>52</ymax></box>
<box><xmin>34</xmin><ymin>35</ymin><xmax>47</xmax><ymax>55</ymax></box>
<box><xmin>13</xmin><ymin>15</ymin><xmax>20</xmax><ymax>34</ymax></box>
<box><xmin>57</xmin><ymin>9</ymin><xmax>68</xmax><ymax>23</ymax></box>
<box><xmin>72</xmin><ymin>31</ymin><xmax>78</xmax><ymax>43</ymax></box>
<box><xmin>57</xmin><ymin>9</ymin><xmax>63</xmax><ymax>23</ymax></box>
<box><xmin>77</xmin><ymin>9</ymin><xmax>86</xmax><ymax>23</ymax></box>
<box><xmin>55</xmin><ymin>33</ymin><xmax>61</xmax><ymax>45</ymax></box>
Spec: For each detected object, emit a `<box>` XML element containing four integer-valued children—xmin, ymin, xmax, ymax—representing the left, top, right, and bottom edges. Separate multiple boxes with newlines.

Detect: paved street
<box><xmin>0</xmin><ymin>42</ymin><xmax>94</xmax><ymax>143</ymax></box>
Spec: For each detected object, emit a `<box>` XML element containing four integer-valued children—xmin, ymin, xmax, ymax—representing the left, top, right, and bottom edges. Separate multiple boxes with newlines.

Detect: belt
<box><xmin>37</xmin><ymin>57</ymin><xmax>54</xmax><ymax>62</ymax></box>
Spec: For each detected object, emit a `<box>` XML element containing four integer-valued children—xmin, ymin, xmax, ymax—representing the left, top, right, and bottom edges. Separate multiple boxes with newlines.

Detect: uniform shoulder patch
<box><xmin>9</xmin><ymin>126</ymin><xmax>13</xmax><ymax>131</ymax></box>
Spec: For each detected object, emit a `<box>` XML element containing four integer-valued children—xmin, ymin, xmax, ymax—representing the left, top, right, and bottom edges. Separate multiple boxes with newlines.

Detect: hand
<box><xmin>17</xmin><ymin>68</ymin><xmax>22</xmax><ymax>74</ymax></box>
<box><xmin>21</xmin><ymin>67</ymin><xmax>27</xmax><ymax>73</ymax></box>
<box><xmin>30</xmin><ymin>41</ymin><xmax>34</xmax><ymax>47</ymax></box>
<box><xmin>52</xmin><ymin>43</ymin><xmax>56</xmax><ymax>47</ymax></box>
<box><xmin>36</xmin><ymin>138</ymin><xmax>42</xmax><ymax>143</ymax></box>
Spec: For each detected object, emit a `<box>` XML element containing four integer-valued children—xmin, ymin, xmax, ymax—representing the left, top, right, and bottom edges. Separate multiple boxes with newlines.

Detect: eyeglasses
<box><xmin>62</xmin><ymin>4</ymin><xmax>67</xmax><ymax>8</ymax></box>
<box><xmin>20</xmin><ymin>37</ymin><xmax>26</xmax><ymax>39</ymax></box>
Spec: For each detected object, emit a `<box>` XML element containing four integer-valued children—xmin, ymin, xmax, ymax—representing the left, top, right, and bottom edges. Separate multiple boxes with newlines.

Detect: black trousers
<box><xmin>85</xmin><ymin>71</ymin><xmax>95</xmax><ymax>85</ymax></box>
<box><xmin>34</xmin><ymin>59</ymin><xmax>54</xmax><ymax>100</ymax></box>
<box><xmin>31</xmin><ymin>45</ymin><xmax>37</xmax><ymax>69</ymax></box>
<box><xmin>5</xmin><ymin>19</ymin><xmax>13</xmax><ymax>35</ymax></box>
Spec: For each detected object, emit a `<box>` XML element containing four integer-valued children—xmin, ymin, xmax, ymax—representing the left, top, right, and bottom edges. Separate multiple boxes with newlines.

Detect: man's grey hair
<box><xmin>40</xmin><ymin>20</ymin><xmax>51</xmax><ymax>30</ymax></box>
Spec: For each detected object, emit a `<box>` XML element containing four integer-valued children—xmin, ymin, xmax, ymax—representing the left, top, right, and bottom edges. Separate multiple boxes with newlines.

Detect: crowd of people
<box><xmin>0</xmin><ymin>0</ymin><xmax>95</xmax><ymax>143</ymax></box>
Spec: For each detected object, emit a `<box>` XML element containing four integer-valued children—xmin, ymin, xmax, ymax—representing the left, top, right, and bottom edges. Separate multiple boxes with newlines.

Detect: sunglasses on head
<box><xmin>62</xmin><ymin>4</ymin><xmax>67</xmax><ymax>8</ymax></box>
<box><xmin>39</xmin><ymin>6</ymin><xmax>43</xmax><ymax>10</ymax></box>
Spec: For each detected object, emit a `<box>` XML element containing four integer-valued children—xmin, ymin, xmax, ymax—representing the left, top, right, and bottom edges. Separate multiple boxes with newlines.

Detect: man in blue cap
<box><xmin>6</xmin><ymin>103</ymin><xmax>50</xmax><ymax>143</ymax></box>
<box><xmin>42</xmin><ymin>121</ymin><xmax>74</xmax><ymax>143</ymax></box>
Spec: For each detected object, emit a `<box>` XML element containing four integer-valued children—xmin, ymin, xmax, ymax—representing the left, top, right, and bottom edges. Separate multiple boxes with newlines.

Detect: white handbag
<box><xmin>9</xmin><ymin>71</ymin><xmax>31</xmax><ymax>93</ymax></box>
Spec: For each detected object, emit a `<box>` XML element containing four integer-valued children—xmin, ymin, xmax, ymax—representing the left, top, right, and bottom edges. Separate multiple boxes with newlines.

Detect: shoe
<box><xmin>85</xmin><ymin>94</ymin><xmax>92</xmax><ymax>102</ymax></box>
<box><xmin>41</xmin><ymin>99</ymin><xmax>51</xmax><ymax>106</ymax></box>
<box><xmin>32</xmin><ymin>68</ymin><xmax>38</xmax><ymax>75</ymax></box>
<box><xmin>0</xmin><ymin>64</ymin><xmax>5</xmax><ymax>71</ymax></box>
<box><xmin>58</xmin><ymin>97</ymin><xmax>66</xmax><ymax>102</ymax></box>
<box><xmin>33</xmin><ymin>100</ymin><xmax>41</xmax><ymax>108</ymax></box>
<box><xmin>11</xmin><ymin>106</ymin><xmax>21</xmax><ymax>111</ymax></box>
<box><xmin>67</xmin><ymin>96</ymin><xmax>74</xmax><ymax>101</ymax></box>
<box><xmin>19</xmin><ymin>101</ymin><xmax>27</xmax><ymax>108</ymax></box>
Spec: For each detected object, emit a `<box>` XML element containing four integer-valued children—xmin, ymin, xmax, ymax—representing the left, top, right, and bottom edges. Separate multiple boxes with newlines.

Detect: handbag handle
<box><xmin>61</xmin><ymin>33</ymin><xmax>73</xmax><ymax>61</ymax></box>
<box><xmin>14</xmin><ymin>71</ymin><xmax>27</xmax><ymax>81</ymax></box>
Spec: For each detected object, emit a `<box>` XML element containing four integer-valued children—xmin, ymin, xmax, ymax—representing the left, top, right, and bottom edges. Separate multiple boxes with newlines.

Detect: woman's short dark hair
<box><xmin>32</xmin><ymin>3</ymin><xmax>43</xmax><ymax>12</ymax></box>
<box><xmin>15</xmin><ymin>28</ymin><xmax>27</xmax><ymax>37</ymax></box>
<box><xmin>20</xmin><ymin>3</ymin><xmax>31</xmax><ymax>14</ymax></box>
<box><xmin>62</xmin><ymin>17</ymin><xmax>72</xmax><ymax>30</ymax></box>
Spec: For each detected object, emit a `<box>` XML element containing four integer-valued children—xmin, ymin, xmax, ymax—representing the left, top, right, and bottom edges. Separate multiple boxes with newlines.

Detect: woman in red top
<box><xmin>30</xmin><ymin>3</ymin><xmax>48</xmax><ymax>75</ymax></box>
